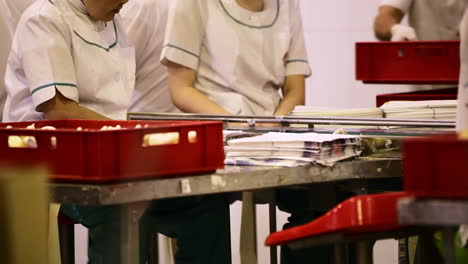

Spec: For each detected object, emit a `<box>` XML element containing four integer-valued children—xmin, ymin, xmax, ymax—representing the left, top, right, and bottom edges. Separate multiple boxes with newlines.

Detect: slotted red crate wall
<box><xmin>0</xmin><ymin>120</ymin><xmax>224</xmax><ymax>183</ymax></box>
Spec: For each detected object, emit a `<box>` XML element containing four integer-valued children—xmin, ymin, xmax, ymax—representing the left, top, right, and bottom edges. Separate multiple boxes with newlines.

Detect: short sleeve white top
<box><xmin>0</xmin><ymin>0</ymin><xmax>35</xmax><ymax>122</ymax></box>
<box><xmin>120</xmin><ymin>0</ymin><xmax>180</xmax><ymax>113</ymax></box>
<box><xmin>380</xmin><ymin>0</ymin><xmax>467</xmax><ymax>40</ymax></box>
<box><xmin>161</xmin><ymin>0</ymin><xmax>311</xmax><ymax>115</ymax></box>
<box><xmin>3</xmin><ymin>0</ymin><xmax>136</xmax><ymax>122</ymax></box>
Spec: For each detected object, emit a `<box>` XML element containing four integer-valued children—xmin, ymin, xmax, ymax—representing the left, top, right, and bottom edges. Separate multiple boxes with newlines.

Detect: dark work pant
<box><xmin>60</xmin><ymin>194</ymin><xmax>231</xmax><ymax>264</ymax></box>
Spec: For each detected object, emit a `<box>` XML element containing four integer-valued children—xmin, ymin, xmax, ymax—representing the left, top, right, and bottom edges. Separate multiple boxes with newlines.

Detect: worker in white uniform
<box><xmin>0</xmin><ymin>0</ymin><xmax>35</xmax><ymax>121</ymax></box>
<box><xmin>3</xmin><ymin>0</ymin><xmax>135</xmax><ymax>122</ymax></box>
<box><xmin>374</xmin><ymin>0</ymin><xmax>467</xmax><ymax>41</ymax></box>
<box><xmin>120</xmin><ymin>1</ymin><xmax>232</xmax><ymax>264</ymax></box>
<box><xmin>161</xmin><ymin>0</ymin><xmax>310</xmax><ymax>116</ymax></box>
<box><xmin>2</xmin><ymin>0</ymin><xmax>141</xmax><ymax>263</ymax></box>
<box><xmin>161</xmin><ymin>0</ymin><xmax>337</xmax><ymax>263</ymax></box>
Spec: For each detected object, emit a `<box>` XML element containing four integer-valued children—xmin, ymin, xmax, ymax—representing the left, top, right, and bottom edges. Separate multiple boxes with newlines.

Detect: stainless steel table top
<box><xmin>399</xmin><ymin>198</ymin><xmax>468</xmax><ymax>226</ymax></box>
<box><xmin>50</xmin><ymin>156</ymin><xmax>401</xmax><ymax>206</ymax></box>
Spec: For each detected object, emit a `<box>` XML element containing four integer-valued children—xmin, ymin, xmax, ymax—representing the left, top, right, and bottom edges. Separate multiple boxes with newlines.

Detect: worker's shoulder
<box><xmin>21</xmin><ymin>0</ymin><xmax>65</xmax><ymax>27</ymax></box>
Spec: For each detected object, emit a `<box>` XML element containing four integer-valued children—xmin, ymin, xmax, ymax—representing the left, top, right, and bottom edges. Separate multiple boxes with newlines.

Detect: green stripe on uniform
<box><xmin>219</xmin><ymin>0</ymin><xmax>280</xmax><ymax>29</ymax></box>
<box><xmin>73</xmin><ymin>20</ymin><xmax>118</xmax><ymax>52</ymax></box>
<box><xmin>31</xmin><ymin>83</ymin><xmax>77</xmax><ymax>95</ymax></box>
<box><xmin>164</xmin><ymin>44</ymin><xmax>200</xmax><ymax>58</ymax></box>
<box><xmin>285</xmin><ymin>59</ymin><xmax>308</xmax><ymax>64</ymax></box>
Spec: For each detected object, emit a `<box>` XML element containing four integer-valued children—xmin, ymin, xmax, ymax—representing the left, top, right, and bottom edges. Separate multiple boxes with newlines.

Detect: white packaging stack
<box><xmin>290</xmin><ymin>106</ymin><xmax>384</xmax><ymax>118</ymax></box>
<box><xmin>290</xmin><ymin>100</ymin><xmax>457</xmax><ymax>121</ymax></box>
<box><xmin>379</xmin><ymin>100</ymin><xmax>457</xmax><ymax>120</ymax></box>
<box><xmin>224</xmin><ymin>132</ymin><xmax>361</xmax><ymax>167</ymax></box>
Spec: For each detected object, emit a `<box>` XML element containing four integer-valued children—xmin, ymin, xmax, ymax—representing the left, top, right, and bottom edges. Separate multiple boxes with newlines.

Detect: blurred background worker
<box><xmin>0</xmin><ymin>0</ymin><xmax>35</xmax><ymax>121</ymax></box>
<box><xmin>373</xmin><ymin>0</ymin><xmax>468</xmax><ymax>99</ymax></box>
<box><xmin>121</xmin><ymin>0</ymin><xmax>179</xmax><ymax>114</ymax></box>
<box><xmin>374</xmin><ymin>0</ymin><xmax>467</xmax><ymax>41</ymax></box>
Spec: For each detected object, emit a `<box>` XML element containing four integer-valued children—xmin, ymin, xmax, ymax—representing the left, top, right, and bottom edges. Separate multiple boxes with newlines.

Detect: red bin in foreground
<box><xmin>0</xmin><ymin>120</ymin><xmax>224</xmax><ymax>183</ymax></box>
<box><xmin>403</xmin><ymin>133</ymin><xmax>468</xmax><ymax>198</ymax></box>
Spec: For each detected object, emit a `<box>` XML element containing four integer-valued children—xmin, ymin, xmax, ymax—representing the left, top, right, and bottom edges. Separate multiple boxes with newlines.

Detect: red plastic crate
<box><xmin>376</xmin><ymin>88</ymin><xmax>458</xmax><ymax>107</ymax></box>
<box><xmin>0</xmin><ymin>120</ymin><xmax>224</xmax><ymax>183</ymax></box>
<box><xmin>403</xmin><ymin>134</ymin><xmax>468</xmax><ymax>198</ymax></box>
<box><xmin>356</xmin><ymin>41</ymin><xmax>460</xmax><ymax>84</ymax></box>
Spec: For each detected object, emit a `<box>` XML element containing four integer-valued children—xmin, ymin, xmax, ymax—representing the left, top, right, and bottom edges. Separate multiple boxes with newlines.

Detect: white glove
<box><xmin>390</xmin><ymin>24</ymin><xmax>418</xmax><ymax>41</ymax></box>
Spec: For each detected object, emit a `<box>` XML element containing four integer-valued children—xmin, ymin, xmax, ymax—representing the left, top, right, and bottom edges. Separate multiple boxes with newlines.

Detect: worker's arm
<box><xmin>374</xmin><ymin>5</ymin><xmax>415</xmax><ymax>41</ymax></box>
<box><xmin>166</xmin><ymin>60</ymin><xmax>232</xmax><ymax>115</ymax></box>
<box><xmin>37</xmin><ymin>89</ymin><xmax>109</xmax><ymax>120</ymax></box>
<box><xmin>274</xmin><ymin>74</ymin><xmax>305</xmax><ymax>116</ymax></box>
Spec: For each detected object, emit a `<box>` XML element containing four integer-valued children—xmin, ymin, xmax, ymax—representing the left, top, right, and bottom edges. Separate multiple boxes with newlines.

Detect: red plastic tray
<box><xmin>356</xmin><ymin>41</ymin><xmax>460</xmax><ymax>84</ymax></box>
<box><xmin>0</xmin><ymin>120</ymin><xmax>224</xmax><ymax>183</ymax></box>
<box><xmin>265</xmin><ymin>192</ymin><xmax>408</xmax><ymax>246</ymax></box>
<box><xmin>403</xmin><ymin>134</ymin><xmax>468</xmax><ymax>198</ymax></box>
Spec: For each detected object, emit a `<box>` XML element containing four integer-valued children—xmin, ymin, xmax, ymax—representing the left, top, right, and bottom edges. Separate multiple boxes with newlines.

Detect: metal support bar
<box><xmin>148</xmin><ymin>234</ymin><xmax>159</xmax><ymax>264</ymax></box>
<box><xmin>240</xmin><ymin>192</ymin><xmax>257</xmax><ymax>264</ymax></box>
<box><xmin>58</xmin><ymin>223</ymin><xmax>75</xmax><ymax>264</ymax></box>
<box><xmin>269</xmin><ymin>200</ymin><xmax>277</xmax><ymax>264</ymax></box>
<box><xmin>120</xmin><ymin>201</ymin><xmax>150</xmax><ymax>264</ymax></box>
<box><xmin>128</xmin><ymin>112</ymin><xmax>455</xmax><ymax>128</ymax></box>
<box><xmin>356</xmin><ymin>240</ymin><xmax>374</xmax><ymax>264</ymax></box>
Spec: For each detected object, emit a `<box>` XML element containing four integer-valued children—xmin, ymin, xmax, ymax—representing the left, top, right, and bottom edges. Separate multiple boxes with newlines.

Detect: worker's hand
<box><xmin>390</xmin><ymin>24</ymin><xmax>418</xmax><ymax>41</ymax></box>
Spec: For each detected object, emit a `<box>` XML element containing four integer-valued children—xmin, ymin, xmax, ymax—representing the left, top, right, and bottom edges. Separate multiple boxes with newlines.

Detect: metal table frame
<box><xmin>50</xmin><ymin>157</ymin><xmax>401</xmax><ymax>264</ymax></box>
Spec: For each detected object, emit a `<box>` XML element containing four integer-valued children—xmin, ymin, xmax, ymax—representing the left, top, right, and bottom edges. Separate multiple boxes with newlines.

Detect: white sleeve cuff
<box><xmin>31</xmin><ymin>83</ymin><xmax>78</xmax><ymax>110</ymax></box>
<box><xmin>285</xmin><ymin>60</ymin><xmax>312</xmax><ymax>77</ymax></box>
<box><xmin>161</xmin><ymin>44</ymin><xmax>200</xmax><ymax>71</ymax></box>
<box><xmin>379</xmin><ymin>0</ymin><xmax>411</xmax><ymax>13</ymax></box>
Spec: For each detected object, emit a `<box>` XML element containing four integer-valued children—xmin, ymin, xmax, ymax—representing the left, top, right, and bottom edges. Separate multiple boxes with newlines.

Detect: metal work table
<box><xmin>49</xmin><ymin>155</ymin><xmax>401</xmax><ymax>264</ymax></box>
<box><xmin>50</xmin><ymin>157</ymin><xmax>401</xmax><ymax>206</ymax></box>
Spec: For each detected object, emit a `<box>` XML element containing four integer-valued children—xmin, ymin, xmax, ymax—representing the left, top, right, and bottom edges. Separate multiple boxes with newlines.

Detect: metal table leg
<box><xmin>120</xmin><ymin>201</ymin><xmax>150</xmax><ymax>264</ymax></box>
<box><xmin>356</xmin><ymin>240</ymin><xmax>374</xmax><ymax>264</ymax></box>
<box><xmin>417</xmin><ymin>232</ymin><xmax>444</xmax><ymax>264</ymax></box>
<box><xmin>442</xmin><ymin>227</ymin><xmax>457</xmax><ymax>264</ymax></box>
<box><xmin>148</xmin><ymin>234</ymin><xmax>159</xmax><ymax>264</ymax></box>
<box><xmin>240</xmin><ymin>192</ymin><xmax>257</xmax><ymax>264</ymax></box>
<box><xmin>269</xmin><ymin>201</ymin><xmax>277</xmax><ymax>264</ymax></box>
<box><xmin>334</xmin><ymin>243</ymin><xmax>348</xmax><ymax>264</ymax></box>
